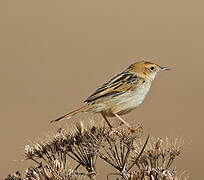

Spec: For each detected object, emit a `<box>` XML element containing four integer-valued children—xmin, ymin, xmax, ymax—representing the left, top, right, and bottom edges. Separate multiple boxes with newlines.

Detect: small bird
<box><xmin>51</xmin><ymin>61</ymin><xmax>170</xmax><ymax>131</ymax></box>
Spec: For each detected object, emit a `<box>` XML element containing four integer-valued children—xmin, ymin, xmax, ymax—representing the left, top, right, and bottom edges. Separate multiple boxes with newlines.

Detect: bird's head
<box><xmin>129</xmin><ymin>61</ymin><xmax>170</xmax><ymax>81</ymax></box>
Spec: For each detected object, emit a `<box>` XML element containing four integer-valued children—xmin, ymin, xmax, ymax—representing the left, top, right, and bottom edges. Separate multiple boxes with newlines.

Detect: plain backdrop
<box><xmin>0</xmin><ymin>0</ymin><xmax>203</xmax><ymax>179</ymax></box>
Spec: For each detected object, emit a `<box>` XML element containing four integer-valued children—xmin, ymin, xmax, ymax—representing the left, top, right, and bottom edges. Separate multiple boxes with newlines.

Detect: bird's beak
<box><xmin>160</xmin><ymin>66</ymin><xmax>171</xmax><ymax>71</ymax></box>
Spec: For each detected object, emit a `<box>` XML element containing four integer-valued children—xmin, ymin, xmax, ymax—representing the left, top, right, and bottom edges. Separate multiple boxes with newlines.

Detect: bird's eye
<box><xmin>150</xmin><ymin>66</ymin><xmax>155</xmax><ymax>70</ymax></box>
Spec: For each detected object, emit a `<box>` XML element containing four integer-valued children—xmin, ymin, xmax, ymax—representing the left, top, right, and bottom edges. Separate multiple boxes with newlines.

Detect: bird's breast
<box><xmin>119</xmin><ymin>82</ymin><xmax>151</xmax><ymax>106</ymax></box>
<box><xmin>90</xmin><ymin>81</ymin><xmax>152</xmax><ymax>116</ymax></box>
<box><xmin>109</xmin><ymin>81</ymin><xmax>151</xmax><ymax>115</ymax></box>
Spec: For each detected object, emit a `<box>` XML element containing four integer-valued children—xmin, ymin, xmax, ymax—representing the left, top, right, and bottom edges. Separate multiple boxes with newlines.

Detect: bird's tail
<box><xmin>50</xmin><ymin>105</ymin><xmax>91</xmax><ymax>123</ymax></box>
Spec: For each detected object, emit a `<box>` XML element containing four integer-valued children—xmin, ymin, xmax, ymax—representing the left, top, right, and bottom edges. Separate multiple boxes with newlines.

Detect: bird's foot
<box><xmin>128</xmin><ymin>125</ymin><xmax>143</xmax><ymax>134</ymax></box>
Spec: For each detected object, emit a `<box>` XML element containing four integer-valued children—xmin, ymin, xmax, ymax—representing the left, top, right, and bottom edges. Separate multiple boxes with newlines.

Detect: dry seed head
<box><xmin>53</xmin><ymin>159</ymin><xmax>64</xmax><ymax>172</ymax></box>
<box><xmin>75</xmin><ymin>122</ymin><xmax>84</xmax><ymax>134</ymax></box>
<box><xmin>131</xmin><ymin>136</ymin><xmax>185</xmax><ymax>175</ymax></box>
<box><xmin>43</xmin><ymin>165</ymin><xmax>53</xmax><ymax>179</ymax></box>
<box><xmin>155</xmin><ymin>137</ymin><xmax>163</xmax><ymax>150</ymax></box>
<box><xmin>25</xmin><ymin>168</ymin><xmax>40</xmax><ymax>180</ymax></box>
<box><xmin>134</xmin><ymin>137</ymin><xmax>184</xmax><ymax>157</ymax></box>
<box><xmin>6</xmin><ymin>122</ymin><xmax>188</xmax><ymax>180</ymax></box>
<box><xmin>25</xmin><ymin>145</ymin><xmax>34</xmax><ymax>159</ymax></box>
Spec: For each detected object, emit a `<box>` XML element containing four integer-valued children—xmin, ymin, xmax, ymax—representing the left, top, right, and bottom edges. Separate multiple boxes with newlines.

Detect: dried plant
<box><xmin>127</xmin><ymin>137</ymin><xmax>187</xmax><ymax>180</ymax></box>
<box><xmin>97</xmin><ymin>128</ymin><xmax>144</xmax><ymax>180</ymax></box>
<box><xmin>133</xmin><ymin>137</ymin><xmax>184</xmax><ymax>170</ymax></box>
<box><xmin>5</xmin><ymin>120</ymin><xmax>189</xmax><ymax>180</ymax></box>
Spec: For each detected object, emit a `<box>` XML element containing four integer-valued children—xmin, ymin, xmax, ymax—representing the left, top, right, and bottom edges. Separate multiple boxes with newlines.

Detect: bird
<box><xmin>51</xmin><ymin>61</ymin><xmax>170</xmax><ymax>131</ymax></box>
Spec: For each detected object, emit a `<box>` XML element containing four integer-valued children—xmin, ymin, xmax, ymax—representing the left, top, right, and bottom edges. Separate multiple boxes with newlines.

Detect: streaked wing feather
<box><xmin>84</xmin><ymin>71</ymin><xmax>138</xmax><ymax>103</ymax></box>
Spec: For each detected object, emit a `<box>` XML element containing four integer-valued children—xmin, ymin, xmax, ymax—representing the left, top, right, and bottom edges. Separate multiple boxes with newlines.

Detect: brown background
<box><xmin>0</xmin><ymin>0</ymin><xmax>203</xmax><ymax>179</ymax></box>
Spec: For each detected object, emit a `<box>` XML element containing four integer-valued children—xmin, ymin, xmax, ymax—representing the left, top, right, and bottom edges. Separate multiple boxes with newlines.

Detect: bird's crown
<box><xmin>128</xmin><ymin>61</ymin><xmax>170</xmax><ymax>81</ymax></box>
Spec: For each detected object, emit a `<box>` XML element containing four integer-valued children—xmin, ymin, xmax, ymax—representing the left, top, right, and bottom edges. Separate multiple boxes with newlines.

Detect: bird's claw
<box><xmin>128</xmin><ymin>125</ymin><xmax>143</xmax><ymax>133</ymax></box>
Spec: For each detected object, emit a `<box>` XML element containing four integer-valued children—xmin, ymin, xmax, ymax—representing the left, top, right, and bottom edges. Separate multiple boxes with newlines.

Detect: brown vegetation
<box><xmin>5</xmin><ymin>121</ymin><xmax>189</xmax><ymax>180</ymax></box>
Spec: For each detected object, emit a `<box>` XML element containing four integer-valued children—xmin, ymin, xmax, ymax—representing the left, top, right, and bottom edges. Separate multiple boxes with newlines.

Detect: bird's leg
<box><xmin>113</xmin><ymin>113</ymin><xmax>142</xmax><ymax>133</ymax></box>
<box><xmin>113</xmin><ymin>113</ymin><xmax>132</xmax><ymax>128</ymax></box>
<box><xmin>101</xmin><ymin>113</ymin><xmax>120</xmax><ymax>134</ymax></box>
<box><xmin>101</xmin><ymin>112</ymin><xmax>113</xmax><ymax>129</ymax></box>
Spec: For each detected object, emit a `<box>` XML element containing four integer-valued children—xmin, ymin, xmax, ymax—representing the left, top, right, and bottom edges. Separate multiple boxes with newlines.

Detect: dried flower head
<box><xmin>98</xmin><ymin>127</ymin><xmax>143</xmax><ymax>180</ymax></box>
<box><xmin>5</xmin><ymin>120</ymin><xmax>188</xmax><ymax>180</ymax></box>
<box><xmin>129</xmin><ymin>137</ymin><xmax>185</xmax><ymax>180</ymax></box>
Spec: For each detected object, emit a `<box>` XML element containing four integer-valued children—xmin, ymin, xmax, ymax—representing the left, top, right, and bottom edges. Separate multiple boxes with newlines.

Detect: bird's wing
<box><xmin>84</xmin><ymin>71</ymin><xmax>141</xmax><ymax>103</ymax></box>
